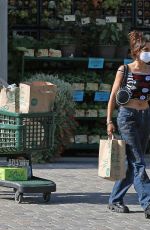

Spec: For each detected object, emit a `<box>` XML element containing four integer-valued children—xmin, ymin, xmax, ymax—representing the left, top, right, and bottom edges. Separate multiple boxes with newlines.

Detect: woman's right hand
<box><xmin>107</xmin><ymin>123</ymin><xmax>116</xmax><ymax>138</ymax></box>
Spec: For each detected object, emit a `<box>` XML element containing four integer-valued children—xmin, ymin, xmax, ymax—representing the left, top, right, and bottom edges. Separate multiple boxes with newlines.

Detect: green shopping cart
<box><xmin>0</xmin><ymin>110</ymin><xmax>56</xmax><ymax>203</ymax></box>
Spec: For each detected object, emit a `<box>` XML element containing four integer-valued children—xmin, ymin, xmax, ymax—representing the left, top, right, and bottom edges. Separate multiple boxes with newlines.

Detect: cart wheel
<box><xmin>13</xmin><ymin>188</ymin><xmax>17</xmax><ymax>193</ymax></box>
<box><xmin>43</xmin><ymin>192</ymin><xmax>51</xmax><ymax>202</ymax></box>
<box><xmin>15</xmin><ymin>192</ymin><xmax>23</xmax><ymax>203</ymax></box>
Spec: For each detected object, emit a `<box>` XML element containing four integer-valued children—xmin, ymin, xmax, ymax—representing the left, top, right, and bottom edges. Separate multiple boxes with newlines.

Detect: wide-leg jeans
<box><xmin>109</xmin><ymin>106</ymin><xmax>150</xmax><ymax>210</ymax></box>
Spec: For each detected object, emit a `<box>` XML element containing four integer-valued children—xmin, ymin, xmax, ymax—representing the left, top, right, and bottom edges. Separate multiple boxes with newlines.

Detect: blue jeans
<box><xmin>109</xmin><ymin>106</ymin><xmax>150</xmax><ymax>210</ymax></box>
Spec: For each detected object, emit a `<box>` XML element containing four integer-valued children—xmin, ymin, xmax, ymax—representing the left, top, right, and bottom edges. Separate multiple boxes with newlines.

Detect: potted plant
<box><xmin>59</xmin><ymin>21</ymin><xmax>82</xmax><ymax>57</ymax></box>
<box><xmin>102</xmin><ymin>0</ymin><xmax>122</xmax><ymax>15</ymax></box>
<box><xmin>116</xmin><ymin>28</ymin><xmax>130</xmax><ymax>58</ymax></box>
<box><xmin>98</xmin><ymin>23</ymin><xmax>120</xmax><ymax>58</ymax></box>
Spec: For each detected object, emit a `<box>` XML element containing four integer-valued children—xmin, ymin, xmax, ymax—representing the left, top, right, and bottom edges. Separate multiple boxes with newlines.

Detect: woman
<box><xmin>106</xmin><ymin>30</ymin><xmax>150</xmax><ymax>218</ymax></box>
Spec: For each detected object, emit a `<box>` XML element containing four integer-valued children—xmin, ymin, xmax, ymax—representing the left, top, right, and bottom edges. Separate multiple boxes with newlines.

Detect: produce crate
<box><xmin>0</xmin><ymin>110</ymin><xmax>55</xmax><ymax>154</ymax></box>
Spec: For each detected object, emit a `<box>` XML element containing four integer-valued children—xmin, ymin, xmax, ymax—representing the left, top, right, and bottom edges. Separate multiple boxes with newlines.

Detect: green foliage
<box><xmin>12</xmin><ymin>34</ymin><xmax>37</xmax><ymax>49</ymax></box>
<box><xmin>102</xmin><ymin>0</ymin><xmax>122</xmax><ymax>10</ymax></box>
<box><xmin>22</xmin><ymin>73</ymin><xmax>77</xmax><ymax>162</ymax></box>
<box><xmin>99</xmin><ymin>23</ymin><xmax>120</xmax><ymax>45</ymax></box>
<box><xmin>59</xmin><ymin>71</ymin><xmax>102</xmax><ymax>84</ymax></box>
<box><xmin>12</xmin><ymin>34</ymin><xmax>62</xmax><ymax>50</ymax></box>
<box><xmin>76</xmin><ymin>126</ymin><xmax>88</xmax><ymax>135</ymax></box>
<box><xmin>118</xmin><ymin>29</ymin><xmax>129</xmax><ymax>46</ymax></box>
<box><xmin>103</xmin><ymin>71</ymin><xmax>116</xmax><ymax>85</ymax></box>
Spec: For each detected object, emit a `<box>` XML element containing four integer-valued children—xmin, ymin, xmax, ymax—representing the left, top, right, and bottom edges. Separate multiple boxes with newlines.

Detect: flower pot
<box><xmin>61</xmin><ymin>44</ymin><xmax>76</xmax><ymax>57</ymax></box>
<box><xmin>98</xmin><ymin>45</ymin><xmax>116</xmax><ymax>58</ymax></box>
<box><xmin>116</xmin><ymin>46</ymin><xmax>130</xmax><ymax>58</ymax></box>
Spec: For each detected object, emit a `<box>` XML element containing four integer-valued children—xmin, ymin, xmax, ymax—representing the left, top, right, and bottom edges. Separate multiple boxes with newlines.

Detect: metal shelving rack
<box><xmin>8</xmin><ymin>0</ymin><xmax>150</xmax><ymax>40</ymax></box>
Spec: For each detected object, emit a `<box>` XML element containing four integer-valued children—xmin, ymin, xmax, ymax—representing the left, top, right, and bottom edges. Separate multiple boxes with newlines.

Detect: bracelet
<box><xmin>106</xmin><ymin>121</ymin><xmax>113</xmax><ymax>126</ymax></box>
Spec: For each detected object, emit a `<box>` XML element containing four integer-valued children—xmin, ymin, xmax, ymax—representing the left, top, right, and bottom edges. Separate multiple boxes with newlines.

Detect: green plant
<box><xmin>76</xmin><ymin>103</ymin><xmax>88</xmax><ymax>110</ymax></box>
<box><xmin>57</xmin><ymin>0</ymin><xmax>72</xmax><ymax>16</ymax></box>
<box><xmin>99</xmin><ymin>23</ymin><xmax>120</xmax><ymax>45</ymax></box>
<box><xmin>117</xmin><ymin>29</ymin><xmax>129</xmax><ymax>46</ymax></box>
<box><xmin>102</xmin><ymin>0</ymin><xmax>122</xmax><ymax>11</ymax></box>
<box><xmin>90</xmin><ymin>127</ymin><xmax>101</xmax><ymax>135</ymax></box>
<box><xmin>102</xmin><ymin>71</ymin><xmax>115</xmax><ymax>85</ymax></box>
<box><xmin>75</xmin><ymin>126</ymin><xmax>88</xmax><ymax>135</ymax></box>
<box><xmin>36</xmin><ymin>38</ymin><xmax>60</xmax><ymax>49</ymax></box>
<box><xmin>8</xmin><ymin>5</ymin><xmax>19</xmax><ymax>28</ymax></box>
<box><xmin>84</xmin><ymin>71</ymin><xmax>102</xmax><ymax>83</ymax></box>
<box><xmin>12</xmin><ymin>34</ymin><xmax>37</xmax><ymax>49</ymax></box>
<box><xmin>23</xmin><ymin>73</ymin><xmax>77</xmax><ymax>162</ymax></box>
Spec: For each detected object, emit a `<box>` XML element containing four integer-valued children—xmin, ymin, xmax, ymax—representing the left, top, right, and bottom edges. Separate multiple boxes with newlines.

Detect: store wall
<box><xmin>0</xmin><ymin>0</ymin><xmax>8</xmax><ymax>82</ymax></box>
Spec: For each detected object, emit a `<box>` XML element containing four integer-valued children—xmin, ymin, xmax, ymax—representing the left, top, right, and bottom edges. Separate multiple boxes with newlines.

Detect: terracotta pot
<box><xmin>116</xmin><ymin>46</ymin><xmax>130</xmax><ymax>58</ymax></box>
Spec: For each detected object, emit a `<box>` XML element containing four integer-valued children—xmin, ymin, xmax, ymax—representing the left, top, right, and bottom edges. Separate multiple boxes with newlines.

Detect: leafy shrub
<box><xmin>23</xmin><ymin>73</ymin><xmax>77</xmax><ymax>162</ymax></box>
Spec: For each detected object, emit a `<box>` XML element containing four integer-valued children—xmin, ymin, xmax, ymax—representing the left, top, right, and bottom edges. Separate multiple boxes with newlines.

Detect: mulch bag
<box><xmin>98</xmin><ymin>138</ymin><xmax>127</xmax><ymax>181</ymax></box>
<box><xmin>19</xmin><ymin>81</ymin><xmax>57</xmax><ymax>113</ymax></box>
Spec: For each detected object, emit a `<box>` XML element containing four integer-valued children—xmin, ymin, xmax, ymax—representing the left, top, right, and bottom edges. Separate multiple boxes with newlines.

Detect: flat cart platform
<box><xmin>0</xmin><ymin>176</ymin><xmax>56</xmax><ymax>203</ymax></box>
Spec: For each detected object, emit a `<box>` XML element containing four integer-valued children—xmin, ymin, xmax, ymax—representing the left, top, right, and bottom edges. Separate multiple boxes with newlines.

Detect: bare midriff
<box><xmin>122</xmin><ymin>99</ymin><xmax>149</xmax><ymax>110</ymax></box>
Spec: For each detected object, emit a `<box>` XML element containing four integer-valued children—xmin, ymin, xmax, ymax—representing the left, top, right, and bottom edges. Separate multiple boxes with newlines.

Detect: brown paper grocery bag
<box><xmin>98</xmin><ymin>138</ymin><xmax>126</xmax><ymax>181</ymax></box>
<box><xmin>0</xmin><ymin>87</ymin><xmax>19</xmax><ymax>112</ymax></box>
<box><xmin>19</xmin><ymin>81</ymin><xmax>57</xmax><ymax>113</ymax></box>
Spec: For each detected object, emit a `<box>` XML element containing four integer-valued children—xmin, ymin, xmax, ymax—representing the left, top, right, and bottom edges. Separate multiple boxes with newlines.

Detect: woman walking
<box><xmin>106</xmin><ymin>30</ymin><xmax>150</xmax><ymax>218</ymax></box>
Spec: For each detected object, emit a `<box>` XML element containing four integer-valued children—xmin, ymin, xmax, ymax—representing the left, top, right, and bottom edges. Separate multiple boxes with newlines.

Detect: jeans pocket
<box><xmin>117</xmin><ymin>108</ymin><xmax>134</xmax><ymax>132</ymax></box>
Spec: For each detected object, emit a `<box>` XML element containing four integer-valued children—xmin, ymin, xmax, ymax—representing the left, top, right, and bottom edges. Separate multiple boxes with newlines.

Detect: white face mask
<box><xmin>140</xmin><ymin>51</ymin><xmax>150</xmax><ymax>64</ymax></box>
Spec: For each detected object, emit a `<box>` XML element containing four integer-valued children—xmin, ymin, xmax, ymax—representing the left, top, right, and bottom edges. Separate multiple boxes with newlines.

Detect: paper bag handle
<box><xmin>108</xmin><ymin>134</ymin><xmax>115</xmax><ymax>140</ymax></box>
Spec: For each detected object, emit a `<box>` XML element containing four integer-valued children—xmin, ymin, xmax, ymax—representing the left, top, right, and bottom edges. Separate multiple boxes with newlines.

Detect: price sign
<box><xmin>94</xmin><ymin>91</ymin><xmax>110</xmax><ymax>101</ymax></box>
<box><xmin>73</xmin><ymin>91</ymin><xmax>84</xmax><ymax>102</ymax></box>
<box><xmin>88</xmin><ymin>58</ymin><xmax>104</xmax><ymax>69</ymax></box>
<box><xmin>81</xmin><ymin>17</ymin><xmax>90</xmax><ymax>25</ymax></box>
<box><xmin>96</xmin><ymin>19</ymin><xmax>106</xmax><ymax>25</ymax></box>
<box><xmin>106</xmin><ymin>16</ymin><xmax>117</xmax><ymax>23</ymax></box>
<box><xmin>64</xmin><ymin>15</ymin><xmax>76</xmax><ymax>22</ymax></box>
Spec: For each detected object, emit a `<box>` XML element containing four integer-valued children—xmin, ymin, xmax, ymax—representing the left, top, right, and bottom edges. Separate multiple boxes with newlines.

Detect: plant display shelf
<box><xmin>21</xmin><ymin>56</ymin><xmax>125</xmax><ymax>79</ymax></box>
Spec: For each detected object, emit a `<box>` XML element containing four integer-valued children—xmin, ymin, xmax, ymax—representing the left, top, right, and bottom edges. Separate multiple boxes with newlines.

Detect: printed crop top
<box><xmin>119</xmin><ymin>70</ymin><xmax>150</xmax><ymax>100</ymax></box>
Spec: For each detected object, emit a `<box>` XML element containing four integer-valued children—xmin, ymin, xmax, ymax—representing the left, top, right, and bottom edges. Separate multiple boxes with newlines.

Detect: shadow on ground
<box><xmin>51</xmin><ymin>192</ymin><xmax>139</xmax><ymax>205</ymax></box>
<box><xmin>0</xmin><ymin>191</ymin><xmax>139</xmax><ymax>206</ymax></box>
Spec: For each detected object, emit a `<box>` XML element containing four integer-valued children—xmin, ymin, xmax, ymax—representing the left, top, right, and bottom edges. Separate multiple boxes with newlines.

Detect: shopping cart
<box><xmin>0</xmin><ymin>110</ymin><xmax>56</xmax><ymax>203</ymax></box>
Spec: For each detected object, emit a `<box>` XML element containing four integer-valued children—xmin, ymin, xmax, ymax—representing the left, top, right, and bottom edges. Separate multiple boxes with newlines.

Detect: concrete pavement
<box><xmin>0</xmin><ymin>157</ymin><xmax>150</xmax><ymax>230</ymax></box>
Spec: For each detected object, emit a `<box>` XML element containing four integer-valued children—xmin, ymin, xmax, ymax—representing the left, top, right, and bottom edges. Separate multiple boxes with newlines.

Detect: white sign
<box><xmin>106</xmin><ymin>16</ymin><xmax>117</xmax><ymax>23</ymax></box>
<box><xmin>81</xmin><ymin>17</ymin><xmax>90</xmax><ymax>25</ymax></box>
<box><xmin>64</xmin><ymin>15</ymin><xmax>76</xmax><ymax>22</ymax></box>
<box><xmin>96</xmin><ymin>18</ymin><xmax>106</xmax><ymax>25</ymax></box>
<box><xmin>117</xmin><ymin>23</ymin><xmax>123</xmax><ymax>31</ymax></box>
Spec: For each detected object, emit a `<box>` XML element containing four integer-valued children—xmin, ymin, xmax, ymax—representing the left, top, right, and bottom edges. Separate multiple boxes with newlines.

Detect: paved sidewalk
<box><xmin>0</xmin><ymin>157</ymin><xmax>150</xmax><ymax>230</ymax></box>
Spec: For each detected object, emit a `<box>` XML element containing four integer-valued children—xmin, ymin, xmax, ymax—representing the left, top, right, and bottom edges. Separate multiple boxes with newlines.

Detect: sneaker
<box><xmin>145</xmin><ymin>205</ymin><xmax>150</xmax><ymax>219</ymax></box>
<box><xmin>108</xmin><ymin>202</ymin><xmax>130</xmax><ymax>213</ymax></box>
